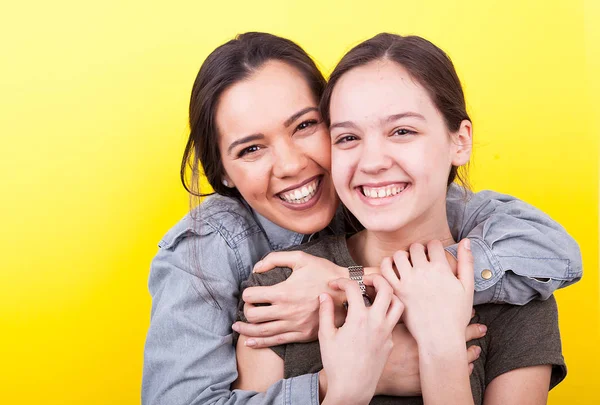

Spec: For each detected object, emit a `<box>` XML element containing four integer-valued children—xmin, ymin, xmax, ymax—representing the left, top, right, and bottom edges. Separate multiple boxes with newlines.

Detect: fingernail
<box><xmin>464</xmin><ymin>239</ymin><xmax>471</xmax><ymax>251</ymax></box>
<box><xmin>319</xmin><ymin>294</ymin><xmax>327</xmax><ymax>303</ymax></box>
<box><xmin>475</xmin><ymin>346</ymin><xmax>482</xmax><ymax>355</ymax></box>
<box><xmin>252</xmin><ymin>261</ymin><xmax>262</xmax><ymax>272</ymax></box>
<box><xmin>232</xmin><ymin>323</ymin><xmax>239</xmax><ymax>332</ymax></box>
<box><xmin>245</xmin><ymin>339</ymin><xmax>256</xmax><ymax>347</ymax></box>
<box><xmin>479</xmin><ymin>325</ymin><xmax>487</xmax><ymax>334</ymax></box>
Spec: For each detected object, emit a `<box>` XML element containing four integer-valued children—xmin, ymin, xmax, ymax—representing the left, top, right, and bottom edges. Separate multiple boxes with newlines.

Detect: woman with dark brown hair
<box><xmin>142</xmin><ymin>32</ymin><xmax>579</xmax><ymax>405</ymax></box>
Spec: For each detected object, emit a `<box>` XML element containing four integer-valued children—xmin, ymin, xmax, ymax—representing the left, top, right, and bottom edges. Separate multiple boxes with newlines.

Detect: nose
<box><xmin>272</xmin><ymin>137</ymin><xmax>309</xmax><ymax>179</ymax></box>
<box><xmin>357</xmin><ymin>134</ymin><xmax>393</xmax><ymax>175</ymax></box>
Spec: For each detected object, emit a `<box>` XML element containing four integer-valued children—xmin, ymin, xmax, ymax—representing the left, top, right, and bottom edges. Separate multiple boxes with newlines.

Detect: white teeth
<box><xmin>361</xmin><ymin>184</ymin><xmax>408</xmax><ymax>199</ymax></box>
<box><xmin>279</xmin><ymin>178</ymin><xmax>321</xmax><ymax>204</ymax></box>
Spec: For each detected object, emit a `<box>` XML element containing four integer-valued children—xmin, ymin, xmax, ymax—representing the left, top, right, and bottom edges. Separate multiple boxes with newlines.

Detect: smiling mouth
<box><xmin>278</xmin><ymin>176</ymin><xmax>322</xmax><ymax>204</ymax></box>
<box><xmin>359</xmin><ymin>183</ymin><xmax>409</xmax><ymax>199</ymax></box>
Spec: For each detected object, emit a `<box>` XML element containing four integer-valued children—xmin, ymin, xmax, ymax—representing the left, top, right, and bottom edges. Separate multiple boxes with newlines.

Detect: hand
<box><xmin>232</xmin><ymin>251</ymin><xmax>347</xmax><ymax>348</ymax></box>
<box><xmin>374</xmin><ymin>314</ymin><xmax>486</xmax><ymax>396</ymax></box>
<box><xmin>319</xmin><ymin>275</ymin><xmax>403</xmax><ymax>405</ymax></box>
<box><xmin>381</xmin><ymin>239</ymin><xmax>474</xmax><ymax>348</ymax></box>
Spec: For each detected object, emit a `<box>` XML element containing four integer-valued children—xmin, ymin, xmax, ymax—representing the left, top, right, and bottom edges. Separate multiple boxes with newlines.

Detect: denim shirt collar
<box><xmin>252</xmin><ymin>210</ymin><xmax>305</xmax><ymax>251</ymax></box>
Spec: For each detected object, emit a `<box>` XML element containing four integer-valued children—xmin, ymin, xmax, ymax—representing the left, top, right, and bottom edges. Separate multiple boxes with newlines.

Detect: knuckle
<box><xmin>245</xmin><ymin>308</ymin><xmax>257</xmax><ymax>323</ymax></box>
<box><xmin>258</xmin><ymin>325</ymin><xmax>270</xmax><ymax>336</ymax></box>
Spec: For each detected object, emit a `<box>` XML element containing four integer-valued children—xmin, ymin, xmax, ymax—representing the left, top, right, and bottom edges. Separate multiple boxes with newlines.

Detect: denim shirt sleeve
<box><xmin>142</xmin><ymin>201</ymin><xmax>319</xmax><ymax>405</ymax></box>
<box><xmin>444</xmin><ymin>184</ymin><xmax>582</xmax><ymax>305</ymax></box>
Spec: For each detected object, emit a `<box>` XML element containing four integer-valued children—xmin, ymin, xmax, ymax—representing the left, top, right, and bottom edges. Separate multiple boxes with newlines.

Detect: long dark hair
<box><xmin>320</xmin><ymin>33</ymin><xmax>471</xmax><ymax>188</ymax></box>
<box><xmin>181</xmin><ymin>32</ymin><xmax>326</xmax><ymax>306</ymax></box>
<box><xmin>182</xmin><ymin>32</ymin><xmax>327</xmax><ymax>202</ymax></box>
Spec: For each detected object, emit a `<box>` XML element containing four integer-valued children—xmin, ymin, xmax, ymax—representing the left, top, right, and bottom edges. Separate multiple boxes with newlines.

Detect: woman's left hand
<box><xmin>380</xmin><ymin>239</ymin><xmax>474</xmax><ymax>347</ymax></box>
<box><xmin>232</xmin><ymin>251</ymin><xmax>348</xmax><ymax>348</ymax></box>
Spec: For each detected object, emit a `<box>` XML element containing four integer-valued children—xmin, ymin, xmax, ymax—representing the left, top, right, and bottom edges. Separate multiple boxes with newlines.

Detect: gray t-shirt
<box><xmin>237</xmin><ymin>235</ymin><xmax>567</xmax><ymax>404</ymax></box>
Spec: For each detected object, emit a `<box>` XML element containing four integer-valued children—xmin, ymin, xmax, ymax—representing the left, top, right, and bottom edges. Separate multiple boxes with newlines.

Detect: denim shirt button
<box><xmin>481</xmin><ymin>269</ymin><xmax>493</xmax><ymax>280</ymax></box>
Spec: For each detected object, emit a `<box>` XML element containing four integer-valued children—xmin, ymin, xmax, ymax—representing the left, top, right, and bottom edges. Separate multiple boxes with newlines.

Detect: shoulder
<box><xmin>158</xmin><ymin>194</ymin><xmax>264</xmax><ymax>251</ymax></box>
<box><xmin>476</xmin><ymin>295</ymin><xmax>558</xmax><ymax>328</ymax></box>
<box><xmin>281</xmin><ymin>235</ymin><xmax>345</xmax><ymax>261</ymax></box>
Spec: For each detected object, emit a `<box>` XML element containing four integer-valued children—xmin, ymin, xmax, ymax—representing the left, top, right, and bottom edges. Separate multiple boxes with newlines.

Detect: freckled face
<box><xmin>329</xmin><ymin>60</ymin><xmax>468</xmax><ymax>233</ymax></box>
<box><xmin>216</xmin><ymin>61</ymin><xmax>338</xmax><ymax>234</ymax></box>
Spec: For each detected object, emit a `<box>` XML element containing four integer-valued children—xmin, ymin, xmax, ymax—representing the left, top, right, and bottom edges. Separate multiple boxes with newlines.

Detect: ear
<box><xmin>451</xmin><ymin>120</ymin><xmax>472</xmax><ymax>167</ymax></box>
<box><xmin>222</xmin><ymin>174</ymin><xmax>235</xmax><ymax>188</ymax></box>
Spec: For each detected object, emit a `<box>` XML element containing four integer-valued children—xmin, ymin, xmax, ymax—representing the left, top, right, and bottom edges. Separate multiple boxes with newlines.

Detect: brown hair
<box><xmin>320</xmin><ymin>33</ymin><xmax>471</xmax><ymax>188</ymax></box>
<box><xmin>182</xmin><ymin>32</ymin><xmax>327</xmax><ymax>202</ymax></box>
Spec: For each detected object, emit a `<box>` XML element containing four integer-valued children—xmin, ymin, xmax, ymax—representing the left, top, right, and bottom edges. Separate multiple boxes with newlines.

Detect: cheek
<box><xmin>297</xmin><ymin>131</ymin><xmax>332</xmax><ymax>170</ymax></box>
<box><xmin>331</xmin><ymin>149</ymin><xmax>355</xmax><ymax>195</ymax></box>
<box><xmin>408</xmin><ymin>142</ymin><xmax>453</xmax><ymax>187</ymax></box>
<box><xmin>225</xmin><ymin>159</ymin><xmax>272</xmax><ymax>199</ymax></box>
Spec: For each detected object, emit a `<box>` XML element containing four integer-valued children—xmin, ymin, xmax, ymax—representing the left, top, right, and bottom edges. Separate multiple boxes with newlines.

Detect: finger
<box><xmin>318</xmin><ymin>293</ymin><xmax>336</xmax><ymax>340</ymax></box>
<box><xmin>409</xmin><ymin>243</ymin><xmax>428</xmax><ymax>267</ymax></box>
<box><xmin>392</xmin><ymin>250</ymin><xmax>411</xmax><ymax>279</ymax></box>
<box><xmin>242</xmin><ymin>285</ymin><xmax>283</xmax><ymax>304</ymax></box>
<box><xmin>243</xmin><ymin>332</ymin><xmax>310</xmax><ymax>349</ymax></box>
<box><xmin>469</xmin><ymin>363</ymin><xmax>475</xmax><ymax>375</ymax></box>
<box><xmin>232</xmin><ymin>320</ymin><xmax>289</xmax><ymax>338</ymax></box>
<box><xmin>467</xmin><ymin>345</ymin><xmax>481</xmax><ymax>364</ymax></box>
<box><xmin>334</xmin><ymin>278</ymin><xmax>367</xmax><ymax>319</ymax></box>
<box><xmin>385</xmin><ymin>295</ymin><xmax>404</xmax><ymax>328</ymax></box>
<box><xmin>471</xmin><ymin>308</ymin><xmax>476</xmax><ymax>318</ymax></box>
<box><xmin>457</xmin><ymin>239</ymin><xmax>475</xmax><ymax>294</ymax></box>
<box><xmin>253</xmin><ymin>251</ymin><xmax>306</xmax><ymax>273</ymax></box>
<box><xmin>379</xmin><ymin>257</ymin><xmax>401</xmax><ymax>292</ymax></box>
<box><xmin>465</xmin><ymin>323</ymin><xmax>487</xmax><ymax>342</ymax></box>
<box><xmin>426</xmin><ymin>240</ymin><xmax>446</xmax><ymax>263</ymax></box>
<box><xmin>369</xmin><ymin>274</ymin><xmax>393</xmax><ymax>315</ymax></box>
<box><xmin>243</xmin><ymin>303</ymin><xmax>284</xmax><ymax>323</ymax></box>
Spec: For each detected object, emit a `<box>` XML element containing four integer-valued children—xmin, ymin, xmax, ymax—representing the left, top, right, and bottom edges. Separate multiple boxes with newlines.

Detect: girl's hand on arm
<box><xmin>233</xmin><ymin>251</ymin><xmax>347</xmax><ymax>348</ymax></box>
<box><xmin>319</xmin><ymin>275</ymin><xmax>403</xmax><ymax>405</ymax></box>
<box><xmin>381</xmin><ymin>239</ymin><xmax>475</xmax><ymax>405</ymax></box>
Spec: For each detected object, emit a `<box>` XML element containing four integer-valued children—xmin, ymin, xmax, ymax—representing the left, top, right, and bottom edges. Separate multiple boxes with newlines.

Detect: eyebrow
<box><xmin>383</xmin><ymin>112</ymin><xmax>426</xmax><ymax>123</ymax></box>
<box><xmin>283</xmin><ymin>107</ymin><xmax>319</xmax><ymax>128</ymax></box>
<box><xmin>227</xmin><ymin>133</ymin><xmax>265</xmax><ymax>155</ymax></box>
<box><xmin>330</xmin><ymin>112</ymin><xmax>426</xmax><ymax>131</ymax></box>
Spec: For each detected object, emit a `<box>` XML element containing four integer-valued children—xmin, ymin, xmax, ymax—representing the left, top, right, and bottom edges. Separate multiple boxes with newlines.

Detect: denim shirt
<box><xmin>142</xmin><ymin>184</ymin><xmax>582</xmax><ymax>405</ymax></box>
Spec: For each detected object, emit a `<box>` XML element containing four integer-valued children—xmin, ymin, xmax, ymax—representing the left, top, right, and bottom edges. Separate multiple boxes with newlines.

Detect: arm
<box><xmin>233</xmin><ymin>336</ymin><xmax>284</xmax><ymax>391</ymax></box>
<box><xmin>142</xmin><ymin>228</ymin><xmax>319</xmax><ymax>405</ymax></box>
<box><xmin>381</xmin><ymin>240</ymin><xmax>475</xmax><ymax>405</ymax></box>
<box><xmin>445</xmin><ymin>184</ymin><xmax>582</xmax><ymax>305</ymax></box>
<box><xmin>483</xmin><ymin>366</ymin><xmax>552</xmax><ymax>405</ymax></box>
<box><xmin>481</xmin><ymin>295</ymin><xmax>566</xmax><ymax>403</ymax></box>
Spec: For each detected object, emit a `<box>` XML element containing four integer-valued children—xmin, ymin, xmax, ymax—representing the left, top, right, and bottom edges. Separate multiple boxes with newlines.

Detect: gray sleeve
<box><xmin>445</xmin><ymin>185</ymin><xmax>582</xmax><ymax>305</ymax></box>
<box><xmin>141</xmin><ymin>230</ymin><xmax>319</xmax><ymax>405</ymax></box>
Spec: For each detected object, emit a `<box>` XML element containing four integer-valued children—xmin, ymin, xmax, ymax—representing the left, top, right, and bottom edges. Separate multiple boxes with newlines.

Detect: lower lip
<box><xmin>277</xmin><ymin>177</ymin><xmax>325</xmax><ymax>211</ymax></box>
<box><xmin>356</xmin><ymin>184</ymin><xmax>410</xmax><ymax>206</ymax></box>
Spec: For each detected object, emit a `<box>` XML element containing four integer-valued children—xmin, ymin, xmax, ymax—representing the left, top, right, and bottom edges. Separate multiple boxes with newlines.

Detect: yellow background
<box><xmin>1</xmin><ymin>0</ymin><xmax>598</xmax><ymax>403</ymax></box>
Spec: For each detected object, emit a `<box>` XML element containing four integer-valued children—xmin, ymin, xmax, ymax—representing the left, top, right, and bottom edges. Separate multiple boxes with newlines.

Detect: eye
<box><xmin>237</xmin><ymin>145</ymin><xmax>262</xmax><ymax>158</ymax></box>
<box><xmin>334</xmin><ymin>135</ymin><xmax>359</xmax><ymax>145</ymax></box>
<box><xmin>295</xmin><ymin>119</ymin><xmax>319</xmax><ymax>132</ymax></box>
<box><xmin>393</xmin><ymin>128</ymin><xmax>417</xmax><ymax>137</ymax></box>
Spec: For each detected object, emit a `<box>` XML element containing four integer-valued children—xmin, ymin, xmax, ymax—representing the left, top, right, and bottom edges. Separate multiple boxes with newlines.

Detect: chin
<box><xmin>355</xmin><ymin>213</ymin><xmax>408</xmax><ymax>234</ymax></box>
<box><xmin>287</xmin><ymin>213</ymin><xmax>333</xmax><ymax>235</ymax></box>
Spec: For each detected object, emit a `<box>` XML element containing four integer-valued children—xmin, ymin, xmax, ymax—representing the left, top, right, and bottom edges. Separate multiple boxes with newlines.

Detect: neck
<box><xmin>348</xmin><ymin>204</ymin><xmax>454</xmax><ymax>267</ymax></box>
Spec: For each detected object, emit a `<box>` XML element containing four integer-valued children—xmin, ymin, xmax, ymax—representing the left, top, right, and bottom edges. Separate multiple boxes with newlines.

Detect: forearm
<box><xmin>418</xmin><ymin>337</ymin><xmax>473</xmax><ymax>405</ymax></box>
<box><xmin>446</xmin><ymin>186</ymin><xmax>582</xmax><ymax>304</ymax></box>
<box><xmin>144</xmin><ymin>255</ymin><xmax>319</xmax><ymax>405</ymax></box>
